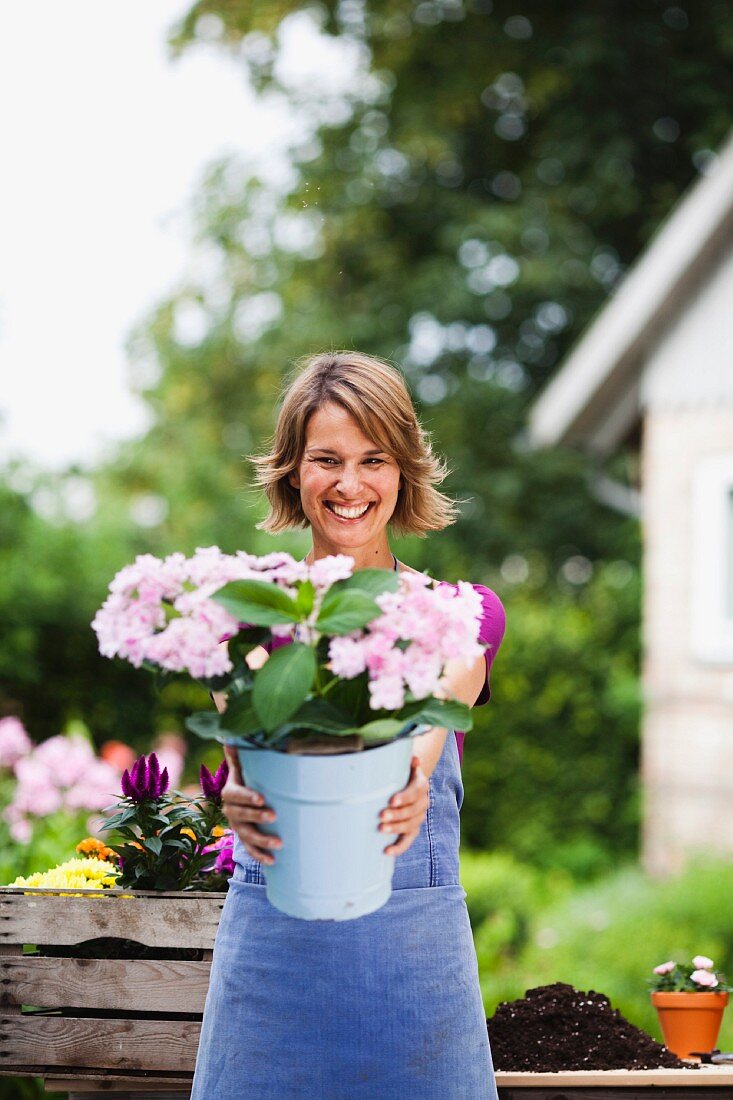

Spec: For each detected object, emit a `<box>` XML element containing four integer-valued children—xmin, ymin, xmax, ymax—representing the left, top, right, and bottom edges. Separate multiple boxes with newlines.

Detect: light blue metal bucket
<box><xmin>236</xmin><ymin>736</ymin><xmax>415</xmax><ymax>921</ymax></box>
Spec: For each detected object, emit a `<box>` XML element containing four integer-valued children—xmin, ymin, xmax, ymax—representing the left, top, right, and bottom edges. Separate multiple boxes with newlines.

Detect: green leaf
<box><xmin>329</xmin><ymin>568</ymin><xmax>401</xmax><ymax>600</ymax></box>
<box><xmin>315</xmin><ymin>590</ymin><xmax>382</xmax><ymax>634</ymax></box>
<box><xmin>142</xmin><ymin>836</ymin><xmax>163</xmax><ymax>856</ymax></box>
<box><xmin>325</xmin><ymin>674</ymin><xmax>371</xmax><ymax>726</ymax></box>
<box><xmin>211</xmin><ymin>578</ymin><xmax>300</xmax><ymax>627</ymax></box>
<box><xmin>356</xmin><ymin>719</ymin><xmax>406</xmax><ymax>742</ymax></box>
<box><xmin>252</xmin><ymin>642</ymin><xmax>317</xmax><ymax>731</ymax></box>
<box><xmin>405</xmin><ymin>696</ymin><xmax>473</xmax><ymax>733</ymax></box>
<box><xmin>287</xmin><ymin>697</ymin><xmax>355</xmax><ymax>734</ymax></box>
<box><xmin>219</xmin><ymin>691</ymin><xmax>262</xmax><ymax>737</ymax></box>
<box><xmin>185</xmin><ymin>711</ymin><xmax>224</xmax><ymax>741</ymax></box>
<box><xmin>294</xmin><ymin>579</ymin><xmax>316</xmax><ymax>617</ymax></box>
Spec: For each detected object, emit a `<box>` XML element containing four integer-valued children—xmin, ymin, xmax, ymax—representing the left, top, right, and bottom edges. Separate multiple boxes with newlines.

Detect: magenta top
<box><xmin>260</xmin><ymin>580</ymin><xmax>505</xmax><ymax>765</ymax></box>
<box><xmin>436</xmin><ymin>582</ymin><xmax>506</xmax><ymax>762</ymax></box>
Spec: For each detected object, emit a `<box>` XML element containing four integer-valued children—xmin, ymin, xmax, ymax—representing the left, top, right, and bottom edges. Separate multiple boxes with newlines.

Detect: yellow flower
<box><xmin>8</xmin><ymin>857</ymin><xmax>119</xmax><ymax>891</ymax></box>
<box><xmin>212</xmin><ymin>825</ymin><xmax>227</xmax><ymax>838</ymax></box>
<box><xmin>181</xmin><ymin>827</ymin><xmax>197</xmax><ymax>841</ymax></box>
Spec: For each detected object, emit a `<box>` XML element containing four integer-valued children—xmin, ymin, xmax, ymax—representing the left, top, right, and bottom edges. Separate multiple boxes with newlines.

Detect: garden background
<box><xmin>2</xmin><ymin>2</ymin><xmax>733</xmax><ymax>1095</ymax></box>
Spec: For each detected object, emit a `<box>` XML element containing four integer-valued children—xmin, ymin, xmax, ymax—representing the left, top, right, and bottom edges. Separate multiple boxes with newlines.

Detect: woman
<box><xmin>192</xmin><ymin>351</ymin><xmax>506</xmax><ymax>1099</ymax></box>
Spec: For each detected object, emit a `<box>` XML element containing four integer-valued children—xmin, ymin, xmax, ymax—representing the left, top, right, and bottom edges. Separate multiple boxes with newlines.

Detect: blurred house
<box><xmin>529</xmin><ymin>133</ymin><xmax>733</xmax><ymax>875</ymax></box>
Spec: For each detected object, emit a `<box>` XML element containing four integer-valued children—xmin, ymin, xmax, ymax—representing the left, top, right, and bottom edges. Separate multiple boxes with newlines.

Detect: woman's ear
<box><xmin>288</xmin><ymin>469</ymin><xmax>300</xmax><ymax>490</ymax></box>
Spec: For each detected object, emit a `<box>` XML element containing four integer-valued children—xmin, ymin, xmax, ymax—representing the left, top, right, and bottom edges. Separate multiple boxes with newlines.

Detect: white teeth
<box><xmin>327</xmin><ymin>502</ymin><xmax>371</xmax><ymax>519</ymax></box>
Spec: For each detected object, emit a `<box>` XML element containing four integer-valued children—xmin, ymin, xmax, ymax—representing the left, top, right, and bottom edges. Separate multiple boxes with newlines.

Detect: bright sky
<box><xmin>0</xmin><ymin>1</ymin><xmax>317</xmax><ymax>471</ymax></box>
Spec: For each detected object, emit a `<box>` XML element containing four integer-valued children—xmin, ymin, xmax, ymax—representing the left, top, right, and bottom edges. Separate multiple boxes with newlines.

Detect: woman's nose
<box><xmin>335</xmin><ymin>465</ymin><xmax>362</xmax><ymax>494</ymax></box>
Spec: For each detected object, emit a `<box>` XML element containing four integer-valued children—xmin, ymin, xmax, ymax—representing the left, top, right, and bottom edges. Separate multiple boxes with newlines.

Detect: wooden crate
<box><xmin>0</xmin><ymin>886</ymin><xmax>226</xmax><ymax>1096</ymax></box>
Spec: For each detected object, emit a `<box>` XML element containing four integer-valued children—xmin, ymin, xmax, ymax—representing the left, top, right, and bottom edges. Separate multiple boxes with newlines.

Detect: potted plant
<box><xmin>92</xmin><ymin>548</ymin><xmax>486</xmax><ymax>919</ymax></box>
<box><xmin>649</xmin><ymin>955</ymin><xmax>730</xmax><ymax>1059</ymax></box>
<box><xmin>0</xmin><ymin>754</ymin><xmax>233</xmax><ymax>1091</ymax></box>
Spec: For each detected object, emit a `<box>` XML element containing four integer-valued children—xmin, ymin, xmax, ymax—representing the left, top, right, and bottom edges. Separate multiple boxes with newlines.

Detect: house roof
<box><xmin>528</xmin><ymin>132</ymin><xmax>733</xmax><ymax>455</ymax></box>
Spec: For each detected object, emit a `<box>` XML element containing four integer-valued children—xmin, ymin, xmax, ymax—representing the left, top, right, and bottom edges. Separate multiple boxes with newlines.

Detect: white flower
<box><xmin>692</xmin><ymin>955</ymin><xmax>714</xmax><ymax>970</ymax></box>
<box><xmin>691</xmin><ymin>968</ymin><xmax>719</xmax><ymax>988</ymax></box>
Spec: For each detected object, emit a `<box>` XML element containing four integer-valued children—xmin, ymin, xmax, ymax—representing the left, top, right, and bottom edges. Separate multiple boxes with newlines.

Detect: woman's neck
<box><xmin>304</xmin><ymin>547</ymin><xmax>397</xmax><ymax>571</ymax></box>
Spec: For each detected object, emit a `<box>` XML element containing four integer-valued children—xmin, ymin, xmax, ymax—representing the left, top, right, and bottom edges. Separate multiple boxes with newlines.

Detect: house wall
<box><xmin>641</xmin><ymin>407</ymin><xmax>733</xmax><ymax>874</ymax></box>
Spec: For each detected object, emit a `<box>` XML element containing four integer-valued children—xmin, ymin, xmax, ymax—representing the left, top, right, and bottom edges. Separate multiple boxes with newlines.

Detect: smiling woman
<box><xmin>248</xmin><ymin>348</ymin><xmax>460</xmax><ymax>545</ymax></box>
<box><xmin>192</xmin><ymin>350</ymin><xmax>505</xmax><ymax>1100</ymax></box>
<box><xmin>287</xmin><ymin>402</ymin><xmax>402</xmax><ymax>565</ymax></box>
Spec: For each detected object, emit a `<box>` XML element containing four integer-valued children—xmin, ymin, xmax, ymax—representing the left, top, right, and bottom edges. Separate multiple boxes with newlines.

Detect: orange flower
<box><xmin>76</xmin><ymin>837</ymin><xmax>117</xmax><ymax>862</ymax></box>
<box><xmin>212</xmin><ymin>826</ymin><xmax>227</xmax><ymax>838</ymax></box>
<box><xmin>181</xmin><ymin>827</ymin><xmax>197</xmax><ymax>841</ymax></box>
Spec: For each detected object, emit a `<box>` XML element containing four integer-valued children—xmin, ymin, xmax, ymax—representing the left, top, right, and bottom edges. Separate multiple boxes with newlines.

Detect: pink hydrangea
<box><xmin>5</xmin><ymin>734</ymin><xmax>119</xmax><ymax>842</ymax></box>
<box><xmin>94</xmin><ymin>550</ymin><xmax>486</xmax><ymax>719</ymax></box>
<box><xmin>309</xmin><ymin>554</ymin><xmax>354</xmax><ymax>590</ymax></box>
<box><xmin>0</xmin><ymin>717</ymin><xmax>32</xmax><ymax>768</ymax></box>
<box><xmin>332</xmin><ymin>571</ymin><xmax>485</xmax><ymax>711</ymax></box>
<box><xmin>93</xmin><ymin>547</ymin><xmax>311</xmax><ymax>680</ymax></box>
<box><xmin>369</xmin><ymin>674</ymin><xmax>405</xmax><ymax>711</ymax></box>
<box><xmin>328</xmin><ymin>635</ymin><xmax>367</xmax><ymax>679</ymax></box>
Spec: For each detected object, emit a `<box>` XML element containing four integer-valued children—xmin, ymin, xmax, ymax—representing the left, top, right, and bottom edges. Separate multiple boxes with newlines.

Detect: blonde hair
<box><xmin>249</xmin><ymin>350</ymin><xmax>460</xmax><ymax>536</ymax></box>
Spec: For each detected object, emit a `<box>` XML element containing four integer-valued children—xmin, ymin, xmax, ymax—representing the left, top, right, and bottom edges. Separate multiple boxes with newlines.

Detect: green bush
<box><xmin>460</xmin><ymin>849</ymin><xmax>572</xmax><ymax>975</ymax></box>
<box><xmin>479</xmin><ymin>858</ymin><xmax>733</xmax><ymax>1048</ymax></box>
<box><xmin>462</xmin><ymin>564</ymin><xmax>642</xmax><ymax>877</ymax></box>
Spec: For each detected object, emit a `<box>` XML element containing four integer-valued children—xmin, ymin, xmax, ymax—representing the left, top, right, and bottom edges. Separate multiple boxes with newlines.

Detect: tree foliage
<box><xmin>2</xmin><ymin>0</ymin><xmax>731</xmax><ymax>865</ymax></box>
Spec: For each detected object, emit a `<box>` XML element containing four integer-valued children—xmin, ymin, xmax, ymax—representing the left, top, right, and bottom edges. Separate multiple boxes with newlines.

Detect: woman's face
<box><xmin>288</xmin><ymin>402</ymin><xmax>402</xmax><ymax>556</ymax></box>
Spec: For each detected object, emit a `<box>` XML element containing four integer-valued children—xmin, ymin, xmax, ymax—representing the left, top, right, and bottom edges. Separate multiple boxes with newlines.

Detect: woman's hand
<box><xmin>221</xmin><ymin>744</ymin><xmax>281</xmax><ymax>866</ymax></box>
<box><xmin>379</xmin><ymin>755</ymin><xmax>429</xmax><ymax>857</ymax></box>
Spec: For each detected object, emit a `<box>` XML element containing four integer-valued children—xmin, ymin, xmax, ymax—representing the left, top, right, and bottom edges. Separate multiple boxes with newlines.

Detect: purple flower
<box><xmin>214</xmin><ymin>835</ymin><xmax>235</xmax><ymax>876</ymax></box>
<box><xmin>199</xmin><ymin>759</ymin><xmax>229</xmax><ymax>803</ymax></box>
<box><xmin>120</xmin><ymin>752</ymin><xmax>170</xmax><ymax>802</ymax></box>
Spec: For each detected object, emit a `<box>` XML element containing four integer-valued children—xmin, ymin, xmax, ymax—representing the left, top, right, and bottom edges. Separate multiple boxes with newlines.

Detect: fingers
<box><xmin>379</xmin><ymin>756</ymin><xmax>428</xmax><ymax>824</ymax></box>
<box><xmin>384</xmin><ymin>830</ymin><xmax>420</xmax><ymax>857</ymax></box>
<box><xmin>220</xmin><ymin>758</ymin><xmax>281</xmax><ymax>865</ymax></box>
<box><xmin>380</xmin><ymin>755</ymin><xmax>429</xmax><ymax>857</ymax></box>
<box><xmin>222</xmin><ymin>744</ymin><xmax>244</xmax><ymax>785</ymax></box>
<box><xmin>236</xmin><ymin>824</ymin><xmax>282</xmax><ymax>866</ymax></box>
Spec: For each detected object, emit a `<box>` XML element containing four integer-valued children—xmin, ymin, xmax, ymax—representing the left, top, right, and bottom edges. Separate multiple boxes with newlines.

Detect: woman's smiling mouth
<box><xmin>323</xmin><ymin>500</ymin><xmax>376</xmax><ymax>520</ymax></box>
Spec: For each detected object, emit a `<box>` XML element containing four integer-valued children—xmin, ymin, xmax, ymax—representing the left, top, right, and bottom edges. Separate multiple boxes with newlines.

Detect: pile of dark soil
<box><xmin>487</xmin><ymin>982</ymin><xmax>694</xmax><ymax>1071</ymax></box>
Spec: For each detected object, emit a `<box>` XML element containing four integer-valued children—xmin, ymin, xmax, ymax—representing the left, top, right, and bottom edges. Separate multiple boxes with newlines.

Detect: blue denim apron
<box><xmin>191</xmin><ymin>728</ymin><xmax>498</xmax><ymax>1099</ymax></box>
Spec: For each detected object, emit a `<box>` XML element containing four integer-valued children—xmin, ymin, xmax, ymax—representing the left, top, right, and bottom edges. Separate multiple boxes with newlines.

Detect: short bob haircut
<box><xmin>249</xmin><ymin>350</ymin><xmax>460</xmax><ymax>537</ymax></box>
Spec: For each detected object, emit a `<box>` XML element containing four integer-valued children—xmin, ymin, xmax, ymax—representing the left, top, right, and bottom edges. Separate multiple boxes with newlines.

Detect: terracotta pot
<box><xmin>651</xmin><ymin>991</ymin><xmax>729</xmax><ymax>1059</ymax></box>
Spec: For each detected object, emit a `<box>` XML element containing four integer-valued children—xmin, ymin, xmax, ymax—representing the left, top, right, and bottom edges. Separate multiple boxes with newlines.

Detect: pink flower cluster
<box><xmin>0</xmin><ymin>717</ymin><xmax>32</xmax><ymax>768</ymax></box>
<box><xmin>4</xmin><ymin>731</ymin><xmax>120</xmax><ymax>844</ymax></box>
<box><xmin>92</xmin><ymin>548</ymin><xmax>312</xmax><ymax>679</ymax></box>
<box><xmin>327</xmin><ymin>572</ymin><xmax>485</xmax><ymax>711</ymax></box>
<box><xmin>690</xmin><ymin>955</ymin><xmax>718</xmax><ymax>988</ymax></box>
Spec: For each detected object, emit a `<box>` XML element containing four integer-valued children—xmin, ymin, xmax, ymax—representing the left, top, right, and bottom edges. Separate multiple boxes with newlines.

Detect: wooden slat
<box><xmin>67</xmin><ymin>1091</ymin><xmax>190</xmax><ymax>1099</ymax></box>
<box><xmin>0</xmin><ymin>892</ymin><xmax>225</xmax><ymax>950</ymax></box>
<box><xmin>2</xmin><ymin>1070</ymin><xmax>192</xmax><ymax>1085</ymax></box>
<box><xmin>53</xmin><ymin>1083</ymin><xmax>190</xmax><ymax>1099</ymax></box>
<box><xmin>0</xmin><ymin>1017</ymin><xmax>201</xmax><ymax>1073</ymax></box>
<box><xmin>497</xmin><ymin>1089</ymin><xmax>733</xmax><ymax>1098</ymax></box>
<box><xmin>67</xmin><ymin>1093</ymin><xmax>190</xmax><ymax>1099</ymax></box>
<box><xmin>494</xmin><ymin>1066</ymin><xmax>733</xmax><ymax>1086</ymax></box>
<box><xmin>1</xmin><ymin>957</ymin><xmax>211</xmax><ymax>1012</ymax></box>
<box><xmin>43</xmin><ymin>1073</ymin><xmax>190</xmax><ymax>1089</ymax></box>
